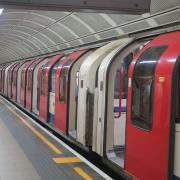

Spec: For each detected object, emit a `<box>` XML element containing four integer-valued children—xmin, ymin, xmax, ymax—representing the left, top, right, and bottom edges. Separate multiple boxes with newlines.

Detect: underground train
<box><xmin>0</xmin><ymin>31</ymin><xmax>179</xmax><ymax>180</ymax></box>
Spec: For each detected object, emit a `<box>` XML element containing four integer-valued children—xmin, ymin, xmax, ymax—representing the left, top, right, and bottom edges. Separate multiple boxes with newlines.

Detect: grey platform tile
<box><xmin>0</xmin><ymin>112</ymin><xmax>41</xmax><ymax>180</ymax></box>
<box><xmin>0</xmin><ymin>99</ymin><xmax>105</xmax><ymax>180</ymax></box>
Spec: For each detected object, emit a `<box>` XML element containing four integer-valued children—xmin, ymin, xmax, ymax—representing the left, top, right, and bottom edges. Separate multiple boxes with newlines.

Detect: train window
<box><xmin>75</xmin><ymin>71</ymin><xmax>79</xmax><ymax>97</ymax></box>
<box><xmin>28</xmin><ymin>72</ymin><xmax>32</xmax><ymax>90</ymax></box>
<box><xmin>50</xmin><ymin>60</ymin><xmax>60</xmax><ymax>93</ymax></box>
<box><xmin>131</xmin><ymin>46</ymin><xmax>167</xmax><ymax>130</ymax></box>
<box><xmin>41</xmin><ymin>69</ymin><xmax>46</xmax><ymax>95</ymax></box>
<box><xmin>21</xmin><ymin>72</ymin><xmax>24</xmax><ymax>88</ymax></box>
<box><xmin>8</xmin><ymin>73</ymin><xmax>11</xmax><ymax>85</ymax></box>
<box><xmin>114</xmin><ymin>69</ymin><xmax>120</xmax><ymax>99</ymax></box>
<box><xmin>95</xmin><ymin>66</ymin><xmax>100</xmax><ymax>88</ymax></box>
<box><xmin>122</xmin><ymin>53</ymin><xmax>133</xmax><ymax>98</ymax></box>
<box><xmin>59</xmin><ymin>74</ymin><xmax>66</xmax><ymax>103</ymax></box>
<box><xmin>13</xmin><ymin>72</ymin><xmax>17</xmax><ymax>86</ymax></box>
<box><xmin>175</xmin><ymin>56</ymin><xmax>180</xmax><ymax>123</ymax></box>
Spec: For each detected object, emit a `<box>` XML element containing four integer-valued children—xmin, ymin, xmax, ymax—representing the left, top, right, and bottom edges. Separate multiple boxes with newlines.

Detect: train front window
<box><xmin>131</xmin><ymin>46</ymin><xmax>168</xmax><ymax>130</ymax></box>
<box><xmin>175</xmin><ymin>56</ymin><xmax>180</xmax><ymax>123</ymax></box>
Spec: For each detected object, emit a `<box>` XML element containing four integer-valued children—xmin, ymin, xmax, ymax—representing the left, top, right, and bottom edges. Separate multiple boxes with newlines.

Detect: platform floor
<box><xmin>0</xmin><ymin>96</ymin><xmax>110</xmax><ymax>180</ymax></box>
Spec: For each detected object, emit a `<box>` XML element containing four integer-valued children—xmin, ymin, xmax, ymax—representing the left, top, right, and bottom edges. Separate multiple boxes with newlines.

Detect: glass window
<box><xmin>28</xmin><ymin>72</ymin><xmax>32</xmax><ymax>90</ymax></box>
<box><xmin>75</xmin><ymin>71</ymin><xmax>79</xmax><ymax>98</ymax></box>
<box><xmin>59</xmin><ymin>73</ymin><xmax>66</xmax><ymax>103</ymax></box>
<box><xmin>8</xmin><ymin>73</ymin><xmax>11</xmax><ymax>85</ymax></box>
<box><xmin>175</xmin><ymin>56</ymin><xmax>180</xmax><ymax>123</ymax></box>
<box><xmin>50</xmin><ymin>60</ymin><xmax>60</xmax><ymax>93</ymax></box>
<box><xmin>13</xmin><ymin>72</ymin><xmax>17</xmax><ymax>86</ymax></box>
<box><xmin>131</xmin><ymin>46</ymin><xmax>167</xmax><ymax>130</ymax></box>
<box><xmin>41</xmin><ymin>69</ymin><xmax>46</xmax><ymax>95</ymax></box>
<box><xmin>114</xmin><ymin>69</ymin><xmax>120</xmax><ymax>99</ymax></box>
<box><xmin>21</xmin><ymin>72</ymin><xmax>24</xmax><ymax>88</ymax></box>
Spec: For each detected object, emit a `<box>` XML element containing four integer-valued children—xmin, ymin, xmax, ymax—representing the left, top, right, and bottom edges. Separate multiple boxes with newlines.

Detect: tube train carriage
<box><xmin>0</xmin><ymin>31</ymin><xmax>179</xmax><ymax>180</ymax></box>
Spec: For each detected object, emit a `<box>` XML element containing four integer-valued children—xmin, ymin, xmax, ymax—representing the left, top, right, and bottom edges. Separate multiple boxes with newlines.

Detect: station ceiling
<box><xmin>0</xmin><ymin>0</ymin><xmax>179</xmax><ymax>63</ymax></box>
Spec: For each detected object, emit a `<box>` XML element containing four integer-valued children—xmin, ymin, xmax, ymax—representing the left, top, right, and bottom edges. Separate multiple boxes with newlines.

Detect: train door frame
<box><xmin>97</xmin><ymin>40</ymin><xmax>147</xmax><ymax>173</ymax></box>
<box><xmin>54</xmin><ymin>50</ymin><xmax>89</xmax><ymax>134</ymax></box>
<box><xmin>76</xmin><ymin>40</ymin><xmax>129</xmax><ymax>147</ymax></box>
<box><xmin>26</xmin><ymin>59</ymin><xmax>43</xmax><ymax>111</ymax></box>
<box><xmin>17</xmin><ymin>61</ymin><xmax>30</xmax><ymax>104</ymax></box>
<box><xmin>20</xmin><ymin>60</ymin><xmax>35</xmax><ymax>107</ymax></box>
<box><xmin>48</xmin><ymin>58</ymin><xmax>63</xmax><ymax>125</ymax></box>
<box><xmin>39</xmin><ymin>54</ymin><xmax>63</xmax><ymax>122</ymax></box>
<box><xmin>1</xmin><ymin>64</ymin><xmax>9</xmax><ymax>93</ymax></box>
<box><xmin>13</xmin><ymin>61</ymin><xmax>26</xmax><ymax>102</ymax></box>
<box><xmin>4</xmin><ymin>63</ymin><xmax>15</xmax><ymax>96</ymax></box>
<box><xmin>7</xmin><ymin>62</ymin><xmax>19</xmax><ymax>98</ymax></box>
<box><xmin>68</xmin><ymin>50</ymin><xmax>94</xmax><ymax>139</ymax></box>
<box><xmin>32</xmin><ymin>58</ymin><xmax>49</xmax><ymax>115</ymax></box>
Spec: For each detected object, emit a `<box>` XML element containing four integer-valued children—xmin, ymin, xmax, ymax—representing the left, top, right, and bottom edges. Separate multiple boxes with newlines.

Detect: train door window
<box><xmin>50</xmin><ymin>61</ymin><xmax>60</xmax><ymax>93</ymax></box>
<box><xmin>41</xmin><ymin>68</ymin><xmax>46</xmax><ymax>95</ymax></box>
<box><xmin>8</xmin><ymin>72</ymin><xmax>11</xmax><ymax>85</ymax></box>
<box><xmin>28</xmin><ymin>72</ymin><xmax>32</xmax><ymax>91</ymax></box>
<box><xmin>175</xmin><ymin>56</ymin><xmax>180</xmax><ymax>123</ymax></box>
<box><xmin>59</xmin><ymin>71</ymin><xmax>66</xmax><ymax>103</ymax></box>
<box><xmin>106</xmin><ymin>53</ymin><xmax>134</xmax><ymax>168</ymax></box>
<box><xmin>13</xmin><ymin>71</ymin><xmax>17</xmax><ymax>86</ymax></box>
<box><xmin>75</xmin><ymin>71</ymin><xmax>79</xmax><ymax>98</ymax></box>
<box><xmin>131</xmin><ymin>46</ymin><xmax>167</xmax><ymax>130</ymax></box>
<box><xmin>21</xmin><ymin>72</ymin><xmax>24</xmax><ymax>88</ymax></box>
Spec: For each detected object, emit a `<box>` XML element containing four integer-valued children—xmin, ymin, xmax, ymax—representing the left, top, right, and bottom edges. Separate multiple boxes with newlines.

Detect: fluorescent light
<box><xmin>0</xmin><ymin>8</ymin><xmax>4</xmax><ymax>15</ymax></box>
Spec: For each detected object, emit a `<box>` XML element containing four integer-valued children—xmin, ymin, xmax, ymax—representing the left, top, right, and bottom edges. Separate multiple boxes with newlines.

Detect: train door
<box><xmin>125</xmin><ymin>32</ymin><xmax>180</xmax><ymax>180</ymax></box>
<box><xmin>26</xmin><ymin>67</ymin><xmax>34</xmax><ymax>110</ymax></box>
<box><xmin>12</xmin><ymin>63</ymin><xmax>22</xmax><ymax>101</ymax></box>
<box><xmin>55</xmin><ymin>50</ymin><xmax>88</xmax><ymax>134</ymax></box>
<box><xmin>20</xmin><ymin>60</ymin><xmax>34</xmax><ymax>107</ymax></box>
<box><xmin>4</xmin><ymin>63</ymin><xmax>14</xmax><ymax>96</ymax></box>
<box><xmin>94</xmin><ymin>40</ymin><xmax>145</xmax><ymax>169</ymax></box>
<box><xmin>7</xmin><ymin>62</ymin><xmax>19</xmax><ymax>98</ymax></box>
<box><xmin>77</xmin><ymin>39</ymin><xmax>126</xmax><ymax>147</ymax></box>
<box><xmin>32</xmin><ymin>58</ymin><xmax>49</xmax><ymax>115</ymax></box>
<box><xmin>17</xmin><ymin>61</ymin><xmax>30</xmax><ymax>104</ymax></box>
<box><xmin>48</xmin><ymin>59</ymin><xmax>62</xmax><ymax>125</ymax></box>
<box><xmin>2</xmin><ymin>64</ymin><xmax>9</xmax><ymax>93</ymax></box>
<box><xmin>39</xmin><ymin>54</ymin><xmax>63</xmax><ymax>122</ymax></box>
<box><xmin>68</xmin><ymin>50</ymin><xmax>93</xmax><ymax>139</ymax></box>
<box><xmin>26</xmin><ymin>59</ymin><xmax>42</xmax><ymax>111</ymax></box>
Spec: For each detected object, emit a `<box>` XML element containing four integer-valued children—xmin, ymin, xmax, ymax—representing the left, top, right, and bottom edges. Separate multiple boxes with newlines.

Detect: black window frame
<box><xmin>28</xmin><ymin>71</ymin><xmax>33</xmax><ymax>91</ymax></box>
<box><xmin>131</xmin><ymin>45</ymin><xmax>168</xmax><ymax>131</ymax></box>
<box><xmin>59</xmin><ymin>72</ymin><xmax>66</xmax><ymax>103</ymax></box>
<box><xmin>41</xmin><ymin>68</ymin><xmax>46</xmax><ymax>95</ymax></box>
<box><xmin>175</xmin><ymin>55</ymin><xmax>180</xmax><ymax>124</ymax></box>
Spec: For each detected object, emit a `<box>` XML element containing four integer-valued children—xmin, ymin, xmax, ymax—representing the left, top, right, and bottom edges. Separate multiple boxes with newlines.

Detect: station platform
<box><xmin>0</xmin><ymin>96</ymin><xmax>111</xmax><ymax>180</ymax></box>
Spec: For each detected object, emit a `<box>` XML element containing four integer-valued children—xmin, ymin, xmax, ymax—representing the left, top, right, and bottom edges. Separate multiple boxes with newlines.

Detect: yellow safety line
<box><xmin>1</xmin><ymin>101</ymin><xmax>62</xmax><ymax>154</ymax></box>
<box><xmin>53</xmin><ymin>157</ymin><xmax>82</xmax><ymax>164</ymax></box>
<box><xmin>74</xmin><ymin>167</ymin><xmax>93</xmax><ymax>180</ymax></box>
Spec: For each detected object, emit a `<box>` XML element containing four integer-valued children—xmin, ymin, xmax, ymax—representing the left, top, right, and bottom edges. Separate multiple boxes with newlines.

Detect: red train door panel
<box><xmin>55</xmin><ymin>50</ymin><xmax>88</xmax><ymax>134</ymax></box>
<box><xmin>125</xmin><ymin>32</ymin><xmax>180</xmax><ymax>180</ymax></box>
<box><xmin>39</xmin><ymin>54</ymin><xmax>63</xmax><ymax>122</ymax></box>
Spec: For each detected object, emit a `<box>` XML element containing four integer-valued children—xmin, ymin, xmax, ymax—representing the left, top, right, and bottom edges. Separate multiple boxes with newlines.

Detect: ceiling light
<box><xmin>0</xmin><ymin>8</ymin><xmax>4</xmax><ymax>15</ymax></box>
